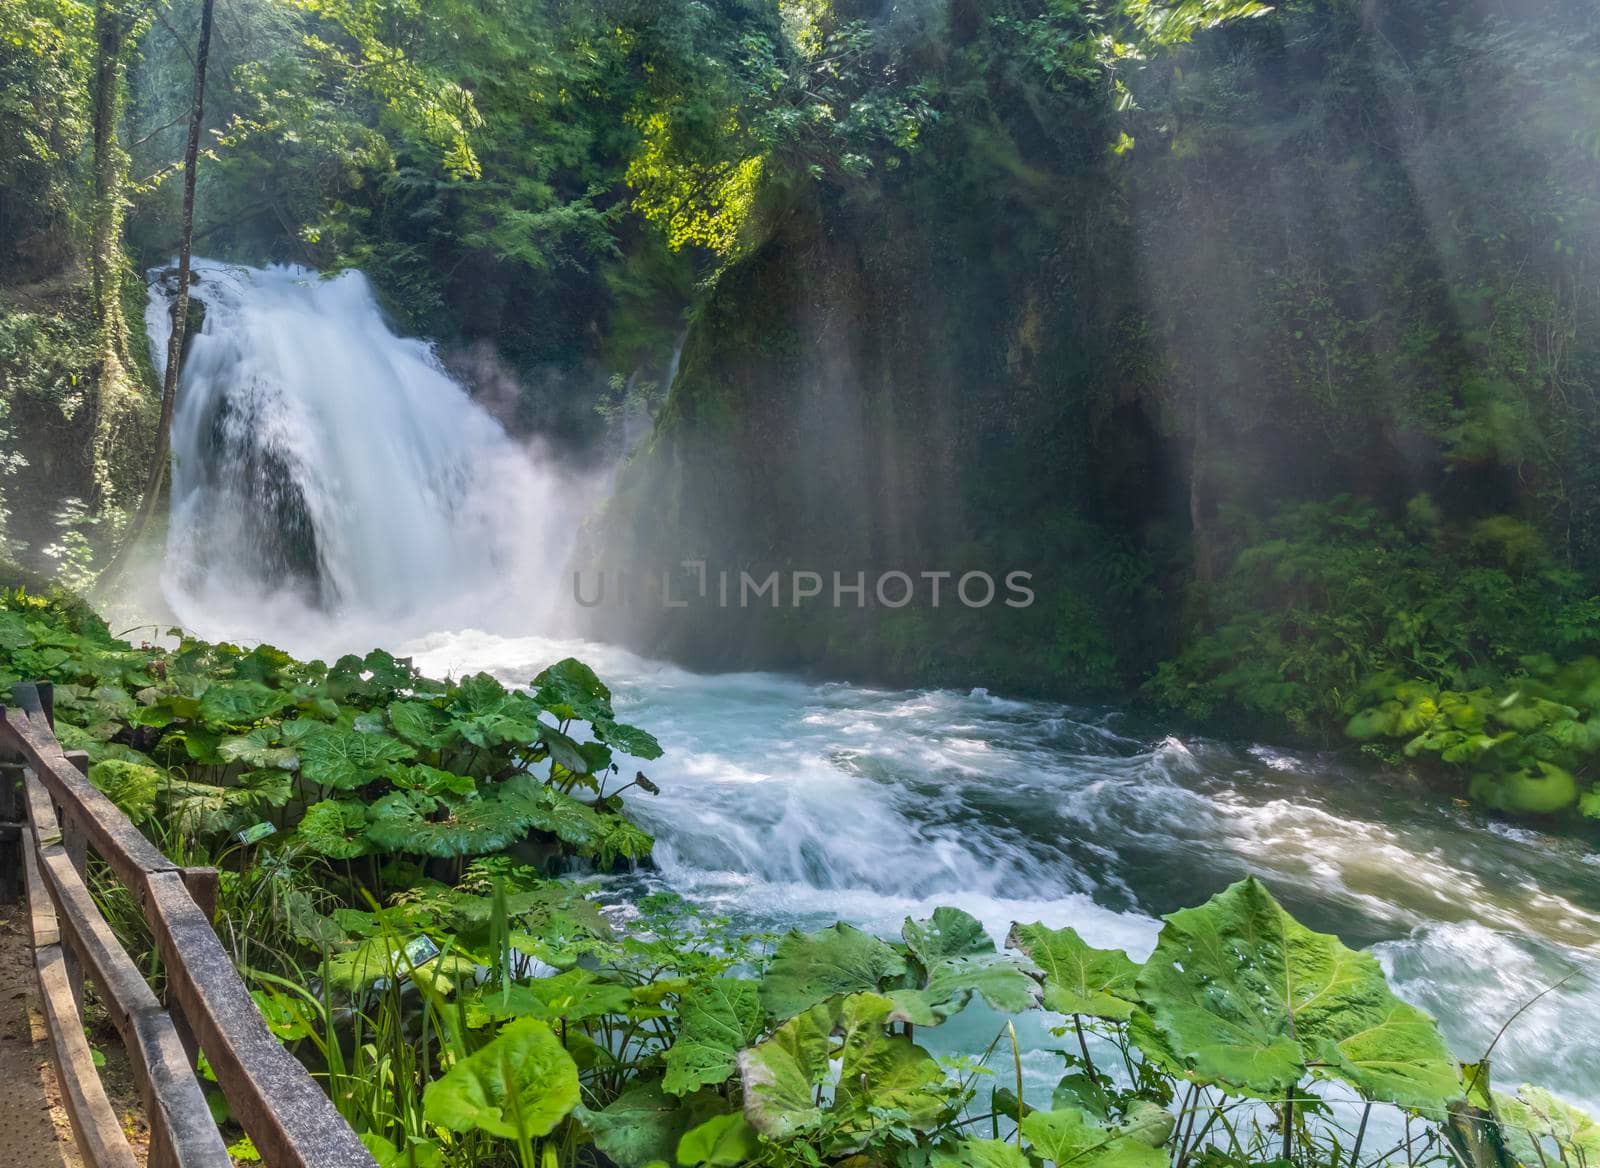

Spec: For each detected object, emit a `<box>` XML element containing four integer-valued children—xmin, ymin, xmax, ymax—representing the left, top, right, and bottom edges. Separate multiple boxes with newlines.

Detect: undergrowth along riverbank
<box><xmin>1</xmin><ymin>581</ymin><xmax>1594</xmax><ymax>1168</ymax></box>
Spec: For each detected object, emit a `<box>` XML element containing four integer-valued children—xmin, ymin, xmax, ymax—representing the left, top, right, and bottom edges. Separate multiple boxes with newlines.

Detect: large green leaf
<box><xmin>935</xmin><ymin>1139</ymin><xmax>1031</xmax><ymax>1168</ymax></box>
<box><xmin>736</xmin><ymin>1000</ymin><xmax>837</xmax><ymax>1140</ymax></box>
<box><xmin>297</xmin><ymin>799</ymin><xmax>372</xmax><ymax>859</ymax></box>
<box><xmin>365</xmin><ymin>789</ymin><xmax>541</xmax><ymax>858</ymax></box>
<box><xmin>1007</xmin><ymin>922</ymin><xmax>1140</xmax><ymax>1021</ymax></box>
<box><xmin>1493</xmin><ymin>1086</ymin><xmax>1600</xmax><ymax>1168</ymax></box>
<box><xmin>677</xmin><ymin>1112</ymin><xmax>761</xmax><ymax>1167</ymax></box>
<box><xmin>423</xmin><ymin>1018</ymin><xmax>579</xmax><ymax>1140</ymax></box>
<box><xmin>298</xmin><ymin>727</ymin><xmax>415</xmax><ymax>790</ymax></box>
<box><xmin>521</xmin><ymin>785</ymin><xmax>605</xmax><ymax>845</ymax></box>
<box><xmin>197</xmin><ymin>680</ymin><xmax>291</xmax><ymax>727</ymax></box>
<box><xmin>218</xmin><ymin>727</ymin><xmax>298</xmax><ymax>769</ymax></box>
<box><xmin>831</xmin><ymin>993</ymin><xmax>948</xmax><ymax>1139</ymax></box>
<box><xmin>165</xmin><ymin>777</ymin><xmax>253</xmax><ymax>835</ymax></box>
<box><xmin>1021</xmin><ymin>1104</ymin><xmax>1173</xmax><ymax>1168</ymax></box>
<box><xmin>237</xmin><ymin>768</ymin><xmax>294</xmax><ymax>807</ymax></box>
<box><xmin>738</xmin><ymin>993</ymin><xmax>946</xmax><ymax>1146</ymax></box>
<box><xmin>393</xmin><ymin>763</ymin><xmax>477</xmax><ymax>798</ymax></box>
<box><xmin>595</xmin><ymin>718</ymin><xmax>663</xmax><ymax>760</ymax></box>
<box><xmin>889</xmin><ymin>908</ymin><xmax>1041</xmax><ymax>1023</ymax></box>
<box><xmin>1135</xmin><ymin>877</ymin><xmax>1460</xmax><ymax>1108</ymax></box>
<box><xmin>388</xmin><ymin>700</ymin><xmax>456</xmax><ymax>749</ymax></box>
<box><xmin>0</xmin><ymin>610</ymin><xmax>29</xmax><ymax>649</ymax></box>
<box><xmin>451</xmin><ymin>674</ymin><xmax>543</xmax><ymax>748</ymax></box>
<box><xmin>467</xmin><ymin>970</ymin><xmax>633</xmax><ymax>1028</ymax></box>
<box><xmin>574</xmin><ymin>1080</ymin><xmax>692</xmax><ymax>1168</ymax></box>
<box><xmin>759</xmin><ymin>923</ymin><xmax>908</xmax><ymax>1020</ymax></box>
<box><xmin>904</xmin><ymin>906</ymin><xmax>993</xmax><ymax>965</ymax></box>
<box><xmin>538</xmin><ymin>722</ymin><xmax>590</xmax><ymax>773</ymax></box>
<box><xmin>532</xmin><ymin>658</ymin><xmax>612</xmax><ymax>723</ymax></box>
<box><xmin>663</xmin><ymin>978</ymin><xmax>764</xmax><ymax>1096</ymax></box>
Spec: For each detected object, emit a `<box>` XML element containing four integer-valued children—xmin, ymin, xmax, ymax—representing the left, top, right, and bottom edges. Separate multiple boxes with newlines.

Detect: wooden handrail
<box><xmin>2</xmin><ymin>683</ymin><xmax>376</xmax><ymax>1168</ymax></box>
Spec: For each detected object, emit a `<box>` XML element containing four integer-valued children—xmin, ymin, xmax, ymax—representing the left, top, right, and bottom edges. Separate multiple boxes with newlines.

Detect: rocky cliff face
<box><xmin>577</xmin><ymin>176</ymin><xmax>1181</xmax><ymax>695</ymax></box>
<box><xmin>576</xmin><ymin>0</ymin><xmax>1600</xmax><ymax>700</ymax></box>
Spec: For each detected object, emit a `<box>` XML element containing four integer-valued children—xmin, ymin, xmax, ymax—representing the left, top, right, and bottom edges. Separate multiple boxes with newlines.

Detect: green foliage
<box><xmin>1006</xmin><ymin>922</ymin><xmax>1140</xmax><ymax>1021</ymax></box>
<box><xmin>422</xmin><ymin>1017</ymin><xmax>581</xmax><ymax>1141</ymax></box>
<box><xmin>661</xmin><ymin>978</ymin><xmax>763</xmax><ymax>1096</ymax></box>
<box><xmin>1150</xmin><ymin>498</ymin><xmax>1600</xmax><ymax>733</ymax></box>
<box><xmin>1135</xmin><ymin>877</ymin><xmax>1462</xmax><ymax>1109</ymax></box>
<box><xmin>0</xmin><ymin>589</ymin><xmax>662</xmax><ymax>867</ymax></box>
<box><xmin>0</xmin><ymin>0</ymin><xmax>92</xmax><ymax>274</ymax></box>
<box><xmin>1151</xmin><ymin>497</ymin><xmax>1600</xmax><ymax>815</ymax></box>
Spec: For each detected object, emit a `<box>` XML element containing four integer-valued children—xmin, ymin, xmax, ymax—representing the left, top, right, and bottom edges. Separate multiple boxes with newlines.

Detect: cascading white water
<box><xmin>148</xmin><ymin>260</ymin><xmax>581</xmax><ymax>649</ymax></box>
<box><xmin>149</xmin><ymin>262</ymin><xmax>1600</xmax><ymax>1119</ymax></box>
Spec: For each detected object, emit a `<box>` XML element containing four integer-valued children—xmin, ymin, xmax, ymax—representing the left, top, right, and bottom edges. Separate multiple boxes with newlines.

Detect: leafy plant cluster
<box><xmin>241</xmin><ymin>872</ymin><xmax>1596</xmax><ymax>1168</ymax></box>
<box><xmin>0</xmin><ymin>583</ymin><xmax>662</xmax><ymax>875</ymax></box>
<box><xmin>1148</xmin><ymin>497</ymin><xmax>1600</xmax><ymax>818</ymax></box>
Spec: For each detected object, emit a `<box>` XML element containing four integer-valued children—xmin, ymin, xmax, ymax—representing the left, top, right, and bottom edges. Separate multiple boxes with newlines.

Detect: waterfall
<box><xmin>147</xmin><ymin>260</ymin><xmax>577</xmax><ymax>650</ymax></box>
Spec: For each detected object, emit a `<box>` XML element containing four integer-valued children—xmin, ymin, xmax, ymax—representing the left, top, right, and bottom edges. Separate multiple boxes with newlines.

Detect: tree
<box><xmin>96</xmin><ymin>0</ymin><xmax>212</xmax><ymax>591</ymax></box>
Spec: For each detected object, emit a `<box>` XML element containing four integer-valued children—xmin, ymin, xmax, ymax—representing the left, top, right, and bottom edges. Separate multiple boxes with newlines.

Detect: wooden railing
<box><xmin>0</xmin><ymin>682</ymin><xmax>375</xmax><ymax>1168</ymax></box>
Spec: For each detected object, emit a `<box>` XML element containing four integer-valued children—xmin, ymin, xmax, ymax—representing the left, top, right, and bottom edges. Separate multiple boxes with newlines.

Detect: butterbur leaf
<box><xmin>935</xmin><ymin>1139</ymin><xmax>1031</xmax><ymax>1168</ymax></box>
<box><xmin>904</xmin><ymin>906</ymin><xmax>993</xmax><ymax>964</ymax></box>
<box><xmin>677</xmin><ymin>1112</ymin><xmax>760</xmax><ymax>1167</ymax></box>
<box><xmin>1052</xmin><ymin>1072</ymin><xmax>1112</xmax><ymax>1118</ymax></box>
<box><xmin>533</xmin><ymin>658</ymin><xmax>612</xmax><ymax>723</ymax></box>
<box><xmin>166</xmin><ymin>778</ymin><xmax>249</xmax><ymax>835</ymax></box>
<box><xmin>539</xmin><ymin>723</ymin><xmax>590</xmax><ymax>773</ymax></box>
<box><xmin>197</xmin><ymin>680</ymin><xmax>290</xmax><ymax>727</ymax></box>
<box><xmin>365</xmin><ymin>790</ymin><xmax>539</xmax><ymax>858</ymax></box>
<box><xmin>596</xmin><ymin>718</ymin><xmax>663</xmax><ymax>760</ymax></box>
<box><xmin>890</xmin><ymin>955</ymin><xmax>1041</xmax><ymax>1025</ymax></box>
<box><xmin>389</xmin><ymin>700</ymin><xmax>456</xmax><ymax>748</ymax></box>
<box><xmin>218</xmin><ymin>727</ymin><xmax>297</xmax><ymax>769</ymax></box>
<box><xmin>1493</xmin><ymin>1086</ymin><xmax>1600</xmax><ymax>1168</ymax></box>
<box><xmin>297</xmin><ymin>799</ymin><xmax>371</xmax><ymax>858</ymax></box>
<box><xmin>237</xmin><ymin>768</ymin><xmax>294</xmax><ymax>807</ymax></box>
<box><xmin>575</xmin><ymin>1080</ymin><xmax>695</xmax><ymax>1168</ymax></box>
<box><xmin>922</xmin><ymin>953</ymin><xmax>1041</xmax><ymax>1014</ymax></box>
<box><xmin>759</xmin><ymin>922</ymin><xmax>908</xmax><ymax>1020</ymax></box>
<box><xmin>298</xmin><ymin>727</ymin><xmax>415</xmax><ymax>789</ymax></box>
<box><xmin>88</xmin><ymin>759</ymin><xmax>160</xmax><ymax>823</ymax></box>
<box><xmin>424</xmin><ymin>1018</ymin><xmax>579</xmax><ymax>1140</ymax></box>
<box><xmin>1135</xmin><ymin>877</ymin><xmax>1460</xmax><ymax>1108</ymax></box>
<box><xmin>505</xmin><ymin>780</ymin><xmax>608</xmax><ymax>848</ymax></box>
<box><xmin>468</xmin><ymin>970</ymin><xmax>633</xmax><ymax>1027</ymax></box>
<box><xmin>1021</xmin><ymin>1105</ymin><xmax>1172</xmax><ymax>1168</ymax></box>
<box><xmin>394</xmin><ymin>763</ymin><xmax>477</xmax><ymax>798</ymax></box>
<box><xmin>831</xmin><ymin>993</ymin><xmax>947</xmax><ymax>1139</ymax></box>
<box><xmin>737</xmin><ymin>1000</ymin><xmax>837</xmax><ymax>1139</ymax></box>
<box><xmin>454</xmin><ymin>671</ymin><xmax>509</xmax><ymax>714</ymax></box>
<box><xmin>0</xmin><ymin>610</ymin><xmax>28</xmax><ymax>649</ymax></box>
<box><xmin>1007</xmin><ymin>922</ymin><xmax>1139</xmax><ymax>1020</ymax></box>
<box><xmin>663</xmin><ymin>978</ymin><xmax>764</xmax><ymax>1095</ymax></box>
<box><xmin>739</xmin><ymin>993</ymin><xmax>946</xmax><ymax>1146</ymax></box>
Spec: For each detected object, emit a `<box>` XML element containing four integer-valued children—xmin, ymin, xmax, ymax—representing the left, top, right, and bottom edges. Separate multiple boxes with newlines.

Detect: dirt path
<box><xmin>0</xmin><ymin>902</ymin><xmax>82</xmax><ymax>1168</ymax></box>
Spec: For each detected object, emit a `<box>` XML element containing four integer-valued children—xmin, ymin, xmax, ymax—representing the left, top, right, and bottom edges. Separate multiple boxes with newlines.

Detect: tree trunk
<box><xmin>96</xmin><ymin>0</ymin><xmax>215</xmax><ymax>593</ymax></box>
<box><xmin>89</xmin><ymin>1</ymin><xmax>128</xmax><ymax>323</ymax></box>
<box><xmin>87</xmin><ymin>0</ymin><xmax>136</xmax><ymax>511</ymax></box>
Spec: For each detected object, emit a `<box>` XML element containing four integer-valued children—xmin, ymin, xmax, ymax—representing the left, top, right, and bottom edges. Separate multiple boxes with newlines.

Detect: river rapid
<box><xmin>148</xmin><ymin>260</ymin><xmax>1600</xmax><ymax>1117</ymax></box>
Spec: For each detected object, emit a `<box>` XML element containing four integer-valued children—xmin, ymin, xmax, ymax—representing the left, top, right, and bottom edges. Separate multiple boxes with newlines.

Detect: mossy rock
<box><xmin>1469</xmin><ymin>762</ymin><xmax>1578</xmax><ymax>815</ymax></box>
